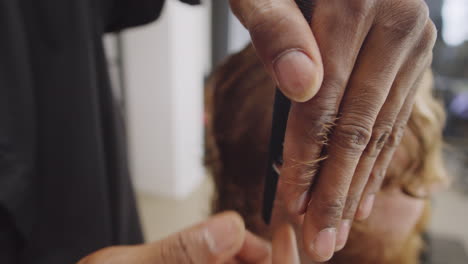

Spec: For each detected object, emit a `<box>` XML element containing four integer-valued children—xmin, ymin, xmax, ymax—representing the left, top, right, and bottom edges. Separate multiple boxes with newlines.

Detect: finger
<box><xmin>273</xmin><ymin>225</ymin><xmax>300</xmax><ymax>264</ymax></box>
<box><xmin>356</xmin><ymin>21</ymin><xmax>437</xmax><ymax>221</ymax></box>
<box><xmin>229</xmin><ymin>0</ymin><xmax>323</xmax><ymax>102</ymax></box>
<box><xmin>236</xmin><ymin>231</ymin><xmax>271</xmax><ymax>263</ymax></box>
<box><xmin>149</xmin><ymin>211</ymin><xmax>246</xmax><ymax>264</ymax></box>
<box><xmin>303</xmin><ymin>4</ymin><xmax>431</xmax><ymax>261</ymax></box>
<box><xmin>359</xmin><ymin>68</ymin><xmax>434</xmax><ymax>222</ymax></box>
<box><xmin>355</xmin><ymin>86</ymin><xmax>418</xmax><ymax>220</ymax></box>
<box><xmin>335</xmin><ymin>73</ymin><xmax>418</xmax><ymax>251</ymax></box>
<box><xmin>352</xmin><ymin>68</ymin><xmax>433</xmax><ymax>222</ymax></box>
<box><xmin>77</xmin><ymin>246</ymin><xmax>143</xmax><ymax>264</ymax></box>
<box><xmin>279</xmin><ymin>0</ymin><xmax>375</xmax><ymax>217</ymax></box>
<box><xmin>341</xmin><ymin>18</ymin><xmax>436</xmax><ymax>224</ymax></box>
<box><xmin>338</xmin><ymin>30</ymin><xmax>434</xmax><ymax>252</ymax></box>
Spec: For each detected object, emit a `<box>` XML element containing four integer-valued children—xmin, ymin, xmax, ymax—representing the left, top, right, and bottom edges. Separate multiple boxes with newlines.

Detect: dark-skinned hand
<box><xmin>230</xmin><ymin>0</ymin><xmax>436</xmax><ymax>261</ymax></box>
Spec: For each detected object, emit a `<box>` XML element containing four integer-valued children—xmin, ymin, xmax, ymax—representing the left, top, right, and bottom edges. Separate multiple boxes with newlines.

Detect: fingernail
<box><xmin>289</xmin><ymin>191</ymin><xmax>309</xmax><ymax>214</ymax></box>
<box><xmin>204</xmin><ymin>214</ymin><xmax>243</xmax><ymax>254</ymax></box>
<box><xmin>357</xmin><ymin>195</ymin><xmax>375</xmax><ymax>220</ymax></box>
<box><xmin>273</xmin><ymin>50</ymin><xmax>318</xmax><ymax>102</ymax></box>
<box><xmin>310</xmin><ymin>228</ymin><xmax>336</xmax><ymax>261</ymax></box>
<box><xmin>335</xmin><ymin>220</ymin><xmax>351</xmax><ymax>251</ymax></box>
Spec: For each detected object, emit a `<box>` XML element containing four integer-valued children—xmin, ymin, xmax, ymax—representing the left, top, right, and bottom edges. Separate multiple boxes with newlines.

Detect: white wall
<box><xmin>123</xmin><ymin>0</ymin><xmax>210</xmax><ymax>199</ymax></box>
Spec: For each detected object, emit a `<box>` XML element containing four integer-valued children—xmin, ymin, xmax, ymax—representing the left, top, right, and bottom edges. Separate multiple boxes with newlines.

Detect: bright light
<box><xmin>442</xmin><ymin>0</ymin><xmax>468</xmax><ymax>46</ymax></box>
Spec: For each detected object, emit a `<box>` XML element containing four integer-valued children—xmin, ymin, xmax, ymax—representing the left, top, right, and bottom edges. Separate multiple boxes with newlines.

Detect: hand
<box><xmin>77</xmin><ymin>211</ymin><xmax>300</xmax><ymax>264</ymax></box>
<box><xmin>230</xmin><ymin>0</ymin><xmax>436</xmax><ymax>261</ymax></box>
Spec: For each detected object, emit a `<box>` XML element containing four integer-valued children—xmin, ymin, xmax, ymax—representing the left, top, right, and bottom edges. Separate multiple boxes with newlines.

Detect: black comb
<box><xmin>262</xmin><ymin>0</ymin><xmax>314</xmax><ymax>225</ymax></box>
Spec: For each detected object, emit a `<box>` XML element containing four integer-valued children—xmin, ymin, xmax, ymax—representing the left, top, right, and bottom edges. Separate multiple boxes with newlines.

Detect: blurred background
<box><xmin>103</xmin><ymin>0</ymin><xmax>468</xmax><ymax>261</ymax></box>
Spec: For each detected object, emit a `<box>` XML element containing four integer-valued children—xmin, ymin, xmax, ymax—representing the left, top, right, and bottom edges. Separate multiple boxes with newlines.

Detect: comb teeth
<box><xmin>295</xmin><ymin>0</ymin><xmax>314</xmax><ymax>22</ymax></box>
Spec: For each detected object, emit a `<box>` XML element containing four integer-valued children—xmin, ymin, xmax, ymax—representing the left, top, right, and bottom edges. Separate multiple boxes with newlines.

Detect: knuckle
<box><xmin>343</xmin><ymin>193</ymin><xmax>362</xmax><ymax>217</ymax></box>
<box><xmin>323</xmin><ymin>68</ymin><xmax>350</xmax><ymax>94</ymax></box>
<box><xmin>380</xmin><ymin>0</ymin><xmax>429</xmax><ymax>40</ymax></box>
<box><xmin>345</xmin><ymin>0</ymin><xmax>375</xmax><ymax>21</ymax></box>
<box><xmin>369</xmin><ymin>170</ymin><xmax>387</xmax><ymax>192</ymax></box>
<box><xmin>298</xmin><ymin>75</ymin><xmax>348</xmax><ymax>146</ymax></box>
<box><xmin>333</xmin><ymin>123</ymin><xmax>373</xmax><ymax>152</ymax></box>
<box><xmin>244</xmin><ymin>0</ymin><xmax>286</xmax><ymax>34</ymax></box>
<box><xmin>365</xmin><ymin>123</ymin><xmax>393</xmax><ymax>157</ymax></box>
<box><xmin>415</xmin><ymin>21</ymin><xmax>437</xmax><ymax>54</ymax></box>
<box><xmin>177</xmin><ymin>234</ymin><xmax>197</xmax><ymax>264</ymax></box>
<box><xmin>425</xmin><ymin>21</ymin><xmax>438</xmax><ymax>43</ymax></box>
<box><xmin>302</xmin><ymin>108</ymin><xmax>338</xmax><ymax>146</ymax></box>
<box><xmin>160</xmin><ymin>234</ymin><xmax>196</xmax><ymax>264</ymax></box>
<box><xmin>374</xmin><ymin>170</ymin><xmax>386</xmax><ymax>183</ymax></box>
<box><xmin>387</xmin><ymin>123</ymin><xmax>405</xmax><ymax>148</ymax></box>
<box><xmin>158</xmin><ymin>240</ymin><xmax>174</xmax><ymax>263</ymax></box>
<box><xmin>313</xmin><ymin>197</ymin><xmax>346</xmax><ymax>222</ymax></box>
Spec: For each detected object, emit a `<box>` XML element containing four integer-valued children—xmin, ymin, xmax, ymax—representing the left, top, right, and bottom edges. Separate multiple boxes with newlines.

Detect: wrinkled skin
<box><xmin>269</xmin><ymin>140</ymin><xmax>427</xmax><ymax>263</ymax></box>
<box><xmin>77</xmin><ymin>211</ymin><xmax>301</xmax><ymax>264</ymax></box>
<box><xmin>229</xmin><ymin>0</ymin><xmax>437</xmax><ymax>260</ymax></box>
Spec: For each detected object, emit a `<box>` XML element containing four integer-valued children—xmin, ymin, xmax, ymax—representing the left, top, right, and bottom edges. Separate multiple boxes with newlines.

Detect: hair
<box><xmin>204</xmin><ymin>44</ymin><xmax>447</xmax><ymax>264</ymax></box>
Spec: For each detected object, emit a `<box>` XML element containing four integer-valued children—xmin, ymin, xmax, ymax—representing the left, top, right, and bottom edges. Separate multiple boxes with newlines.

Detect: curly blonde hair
<box><xmin>204</xmin><ymin>44</ymin><xmax>447</xmax><ymax>264</ymax></box>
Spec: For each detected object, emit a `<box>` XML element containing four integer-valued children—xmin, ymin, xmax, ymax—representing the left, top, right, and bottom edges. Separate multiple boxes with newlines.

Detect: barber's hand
<box><xmin>230</xmin><ymin>0</ymin><xmax>436</xmax><ymax>261</ymax></box>
<box><xmin>77</xmin><ymin>211</ymin><xmax>300</xmax><ymax>264</ymax></box>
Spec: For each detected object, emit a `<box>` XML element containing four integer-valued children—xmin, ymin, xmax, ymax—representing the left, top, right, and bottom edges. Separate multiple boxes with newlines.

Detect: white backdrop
<box><xmin>122</xmin><ymin>0</ymin><xmax>211</xmax><ymax>199</ymax></box>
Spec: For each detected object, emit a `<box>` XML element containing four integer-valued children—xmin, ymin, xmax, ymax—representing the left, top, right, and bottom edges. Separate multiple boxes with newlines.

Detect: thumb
<box><xmin>230</xmin><ymin>0</ymin><xmax>323</xmax><ymax>102</ymax></box>
<box><xmin>149</xmin><ymin>211</ymin><xmax>246</xmax><ymax>263</ymax></box>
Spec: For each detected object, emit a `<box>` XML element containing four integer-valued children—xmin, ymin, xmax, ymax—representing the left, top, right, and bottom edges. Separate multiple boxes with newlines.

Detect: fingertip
<box><xmin>273</xmin><ymin>49</ymin><xmax>322</xmax><ymax>102</ymax></box>
<box><xmin>238</xmin><ymin>231</ymin><xmax>272</xmax><ymax>263</ymax></box>
<box><xmin>355</xmin><ymin>195</ymin><xmax>375</xmax><ymax>220</ymax></box>
<box><xmin>218</xmin><ymin>211</ymin><xmax>246</xmax><ymax>231</ymax></box>
<box><xmin>205</xmin><ymin>211</ymin><xmax>246</xmax><ymax>255</ymax></box>
<box><xmin>335</xmin><ymin>219</ymin><xmax>352</xmax><ymax>252</ymax></box>
<box><xmin>303</xmin><ymin>225</ymin><xmax>337</xmax><ymax>262</ymax></box>
<box><xmin>313</xmin><ymin>229</ymin><xmax>337</xmax><ymax>262</ymax></box>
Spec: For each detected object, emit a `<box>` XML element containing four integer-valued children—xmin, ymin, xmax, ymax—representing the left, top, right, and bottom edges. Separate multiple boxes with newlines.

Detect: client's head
<box><xmin>204</xmin><ymin>44</ymin><xmax>447</xmax><ymax>264</ymax></box>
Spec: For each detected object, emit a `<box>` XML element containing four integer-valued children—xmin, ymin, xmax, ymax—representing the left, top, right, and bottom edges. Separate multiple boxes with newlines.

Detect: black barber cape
<box><xmin>0</xmin><ymin>0</ymin><xmax>198</xmax><ymax>263</ymax></box>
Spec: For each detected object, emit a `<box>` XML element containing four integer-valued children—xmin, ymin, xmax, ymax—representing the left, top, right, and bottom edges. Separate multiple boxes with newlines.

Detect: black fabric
<box><xmin>0</xmin><ymin>207</ymin><xmax>22</xmax><ymax>264</ymax></box>
<box><xmin>0</xmin><ymin>0</ymin><xmax>197</xmax><ymax>262</ymax></box>
<box><xmin>181</xmin><ymin>0</ymin><xmax>201</xmax><ymax>4</ymax></box>
<box><xmin>103</xmin><ymin>0</ymin><xmax>199</xmax><ymax>32</ymax></box>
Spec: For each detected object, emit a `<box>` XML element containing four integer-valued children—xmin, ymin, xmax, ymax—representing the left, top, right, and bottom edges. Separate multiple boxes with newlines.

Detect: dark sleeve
<box><xmin>105</xmin><ymin>0</ymin><xmax>200</xmax><ymax>32</ymax></box>
<box><xmin>0</xmin><ymin>0</ymin><xmax>37</xmax><ymax>239</ymax></box>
